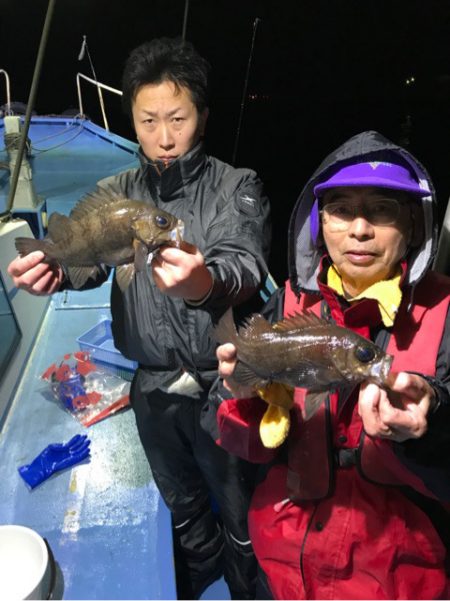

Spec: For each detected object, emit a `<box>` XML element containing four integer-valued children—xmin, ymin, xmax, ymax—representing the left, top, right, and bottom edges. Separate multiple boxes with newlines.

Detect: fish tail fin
<box><xmin>14</xmin><ymin>237</ymin><xmax>46</xmax><ymax>256</ymax></box>
<box><xmin>212</xmin><ymin>307</ymin><xmax>239</xmax><ymax>345</ymax></box>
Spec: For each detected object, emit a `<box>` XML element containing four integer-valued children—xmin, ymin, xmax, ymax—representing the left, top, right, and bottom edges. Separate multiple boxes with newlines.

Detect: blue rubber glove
<box><xmin>18</xmin><ymin>434</ymin><xmax>91</xmax><ymax>489</ymax></box>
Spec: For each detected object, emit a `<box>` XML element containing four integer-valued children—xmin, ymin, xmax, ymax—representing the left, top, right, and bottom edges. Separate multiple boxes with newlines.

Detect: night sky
<box><xmin>1</xmin><ymin>0</ymin><xmax>450</xmax><ymax>282</ymax></box>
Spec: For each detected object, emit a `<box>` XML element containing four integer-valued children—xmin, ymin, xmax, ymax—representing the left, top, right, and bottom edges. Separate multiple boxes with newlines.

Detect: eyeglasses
<box><xmin>320</xmin><ymin>198</ymin><xmax>408</xmax><ymax>232</ymax></box>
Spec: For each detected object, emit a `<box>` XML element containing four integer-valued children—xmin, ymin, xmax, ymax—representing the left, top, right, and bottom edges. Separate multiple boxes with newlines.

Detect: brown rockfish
<box><xmin>213</xmin><ymin>308</ymin><xmax>393</xmax><ymax>419</ymax></box>
<box><xmin>14</xmin><ymin>189</ymin><xmax>184</xmax><ymax>292</ymax></box>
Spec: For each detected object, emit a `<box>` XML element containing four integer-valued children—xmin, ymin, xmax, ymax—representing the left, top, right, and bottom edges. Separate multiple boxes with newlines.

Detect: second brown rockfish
<box><xmin>213</xmin><ymin>308</ymin><xmax>393</xmax><ymax>419</ymax></box>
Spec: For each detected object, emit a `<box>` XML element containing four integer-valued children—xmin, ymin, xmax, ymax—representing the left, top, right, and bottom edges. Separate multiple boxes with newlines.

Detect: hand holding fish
<box><xmin>217</xmin><ymin>342</ymin><xmax>255</xmax><ymax>399</ymax></box>
<box><xmin>151</xmin><ymin>241</ymin><xmax>213</xmax><ymax>302</ymax></box>
<box><xmin>358</xmin><ymin>372</ymin><xmax>437</xmax><ymax>442</ymax></box>
<box><xmin>217</xmin><ymin>341</ymin><xmax>294</xmax><ymax>448</ymax></box>
<box><xmin>7</xmin><ymin>251</ymin><xmax>64</xmax><ymax>296</ymax></box>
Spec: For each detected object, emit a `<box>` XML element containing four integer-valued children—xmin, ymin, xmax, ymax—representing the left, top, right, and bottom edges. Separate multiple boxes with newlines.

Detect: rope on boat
<box><xmin>0</xmin><ymin>120</ymin><xmax>84</xmax><ymax>154</ymax></box>
<box><xmin>31</xmin><ymin>124</ymin><xmax>84</xmax><ymax>154</ymax></box>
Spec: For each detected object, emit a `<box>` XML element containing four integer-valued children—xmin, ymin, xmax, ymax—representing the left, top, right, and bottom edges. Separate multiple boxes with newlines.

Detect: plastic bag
<box><xmin>41</xmin><ymin>351</ymin><xmax>130</xmax><ymax>427</ymax></box>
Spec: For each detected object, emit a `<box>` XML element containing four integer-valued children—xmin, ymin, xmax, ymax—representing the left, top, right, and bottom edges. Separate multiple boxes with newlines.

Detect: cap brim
<box><xmin>314</xmin><ymin>177</ymin><xmax>431</xmax><ymax>197</ymax></box>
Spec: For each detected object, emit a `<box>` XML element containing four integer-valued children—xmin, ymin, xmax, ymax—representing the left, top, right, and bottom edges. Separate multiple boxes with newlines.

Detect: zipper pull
<box><xmin>273</xmin><ymin>498</ymin><xmax>291</xmax><ymax>513</ymax></box>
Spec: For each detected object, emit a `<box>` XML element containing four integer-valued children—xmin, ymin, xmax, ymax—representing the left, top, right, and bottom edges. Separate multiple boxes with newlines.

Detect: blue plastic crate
<box><xmin>76</xmin><ymin>319</ymin><xmax>137</xmax><ymax>381</ymax></box>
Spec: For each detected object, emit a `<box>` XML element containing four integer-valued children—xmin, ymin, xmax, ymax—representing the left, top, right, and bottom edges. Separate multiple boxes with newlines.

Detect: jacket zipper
<box><xmin>300</xmin><ymin>505</ymin><xmax>318</xmax><ymax>597</ymax></box>
<box><xmin>272</xmin><ymin>497</ymin><xmax>318</xmax><ymax>596</ymax></box>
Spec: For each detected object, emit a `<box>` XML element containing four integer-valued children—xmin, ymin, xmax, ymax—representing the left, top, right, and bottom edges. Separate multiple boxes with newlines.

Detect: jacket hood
<box><xmin>288</xmin><ymin>130</ymin><xmax>438</xmax><ymax>296</ymax></box>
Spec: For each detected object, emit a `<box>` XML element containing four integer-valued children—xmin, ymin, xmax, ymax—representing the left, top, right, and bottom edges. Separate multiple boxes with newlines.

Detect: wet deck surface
<box><xmin>0</xmin><ymin>292</ymin><xmax>178</xmax><ymax>599</ymax></box>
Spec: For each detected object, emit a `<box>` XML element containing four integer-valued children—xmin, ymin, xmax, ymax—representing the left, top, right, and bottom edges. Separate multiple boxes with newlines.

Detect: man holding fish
<box><xmin>8</xmin><ymin>38</ymin><xmax>271</xmax><ymax>599</ymax></box>
<box><xmin>213</xmin><ymin>131</ymin><xmax>450</xmax><ymax>599</ymax></box>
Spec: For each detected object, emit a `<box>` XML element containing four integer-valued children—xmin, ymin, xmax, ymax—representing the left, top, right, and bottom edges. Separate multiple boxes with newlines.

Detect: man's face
<box><xmin>132</xmin><ymin>80</ymin><xmax>208</xmax><ymax>165</ymax></box>
<box><xmin>321</xmin><ymin>186</ymin><xmax>413</xmax><ymax>296</ymax></box>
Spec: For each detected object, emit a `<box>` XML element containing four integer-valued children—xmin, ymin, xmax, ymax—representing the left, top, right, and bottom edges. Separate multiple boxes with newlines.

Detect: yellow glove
<box><xmin>255</xmin><ymin>382</ymin><xmax>294</xmax><ymax>449</ymax></box>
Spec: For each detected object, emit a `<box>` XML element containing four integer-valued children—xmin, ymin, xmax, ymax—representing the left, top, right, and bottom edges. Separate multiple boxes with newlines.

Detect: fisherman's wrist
<box><xmin>185</xmin><ymin>283</ymin><xmax>214</xmax><ymax>306</ymax></box>
<box><xmin>407</xmin><ymin>373</ymin><xmax>449</xmax><ymax>417</ymax></box>
<box><xmin>423</xmin><ymin>376</ymin><xmax>450</xmax><ymax>420</ymax></box>
<box><xmin>202</xmin><ymin>264</ymin><xmax>228</xmax><ymax>303</ymax></box>
<box><xmin>400</xmin><ymin>373</ymin><xmax>450</xmax><ymax>449</ymax></box>
<box><xmin>185</xmin><ymin>266</ymin><xmax>215</xmax><ymax>307</ymax></box>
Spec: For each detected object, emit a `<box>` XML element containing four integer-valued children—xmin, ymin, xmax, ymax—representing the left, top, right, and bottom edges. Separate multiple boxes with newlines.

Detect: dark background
<box><xmin>1</xmin><ymin>0</ymin><xmax>450</xmax><ymax>283</ymax></box>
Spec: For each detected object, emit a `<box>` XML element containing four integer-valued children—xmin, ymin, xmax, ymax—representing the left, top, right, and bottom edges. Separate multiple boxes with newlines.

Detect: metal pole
<box><xmin>182</xmin><ymin>0</ymin><xmax>190</xmax><ymax>42</ymax></box>
<box><xmin>1</xmin><ymin>0</ymin><xmax>57</xmax><ymax>219</ymax></box>
<box><xmin>232</xmin><ymin>17</ymin><xmax>260</xmax><ymax>166</ymax></box>
<box><xmin>84</xmin><ymin>38</ymin><xmax>109</xmax><ymax>131</ymax></box>
<box><xmin>0</xmin><ymin>70</ymin><xmax>11</xmax><ymax>115</ymax></box>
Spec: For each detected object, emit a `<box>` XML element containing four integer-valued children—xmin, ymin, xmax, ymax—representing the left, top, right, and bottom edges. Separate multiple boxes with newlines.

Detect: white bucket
<box><xmin>0</xmin><ymin>525</ymin><xmax>52</xmax><ymax>599</ymax></box>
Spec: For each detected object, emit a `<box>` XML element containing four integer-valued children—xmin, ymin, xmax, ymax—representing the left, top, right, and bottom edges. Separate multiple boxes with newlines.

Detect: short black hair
<box><xmin>121</xmin><ymin>37</ymin><xmax>211</xmax><ymax>118</ymax></box>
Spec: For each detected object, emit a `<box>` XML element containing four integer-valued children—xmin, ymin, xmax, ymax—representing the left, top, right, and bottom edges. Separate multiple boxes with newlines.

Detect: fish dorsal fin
<box><xmin>48</xmin><ymin>213</ymin><xmax>73</xmax><ymax>242</ymax></box>
<box><xmin>273</xmin><ymin>310</ymin><xmax>326</xmax><ymax>332</ymax></box>
<box><xmin>116</xmin><ymin>263</ymin><xmax>136</xmax><ymax>292</ymax></box>
<box><xmin>69</xmin><ymin>188</ymin><xmax>128</xmax><ymax>221</ymax></box>
<box><xmin>240</xmin><ymin>313</ymin><xmax>273</xmax><ymax>339</ymax></box>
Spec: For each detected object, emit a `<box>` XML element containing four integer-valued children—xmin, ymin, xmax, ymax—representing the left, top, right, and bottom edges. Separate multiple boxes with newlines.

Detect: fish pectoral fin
<box><xmin>259</xmin><ymin>404</ymin><xmax>290</xmax><ymax>448</ymax></box>
<box><xmin>115</xmin><ymin>264</ymin><xmax>136</xmax><ymax>292</ymax></box>
<box><xmin>303</xmin><ymin>391</ymin><xmax>329</xmax><ymax>421</ymax></box>
<box><xmin>66</xmin><ymin>266</ymin><xmax>98</xmax><ymax>289</ymax></box>
<box><xmin>291</xmin><ymin>363</ymin><xmax>338</xmax><ymax>390</ymax></box>
<box><xmin>234</xmin><ymin>360</ymin><xmax>269</xmax><ymax>389</ymax></box>
<box><xmin>133</xmin><ymin>239</ymin><xmax>148</xmax><ymax>272</ymax></box>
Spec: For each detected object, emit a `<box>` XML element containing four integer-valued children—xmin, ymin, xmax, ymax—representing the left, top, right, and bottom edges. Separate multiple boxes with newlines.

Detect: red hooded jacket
<box><xmin>216</xmin><ymin>269</ymin><xmax>450</xmax><ymax>600</ymax></box>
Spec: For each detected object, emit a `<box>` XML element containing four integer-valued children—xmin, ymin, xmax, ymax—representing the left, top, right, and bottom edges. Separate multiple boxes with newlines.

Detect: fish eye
<box><xmin>354</xmin><ymin>345</ymin><xmax>375</xmax><ymax>363</ymax></box>
<box><xmin>154</xmin><ymin>214</ymin><xmax>170</xmax><ymax>229</ymax></box>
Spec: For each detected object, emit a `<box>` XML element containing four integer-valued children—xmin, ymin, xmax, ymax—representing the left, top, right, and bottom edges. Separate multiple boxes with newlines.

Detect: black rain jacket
<box><xmin>66</xmin><ymin>141</ymin><xmax>271</xmax><ymax>389</ymax></box>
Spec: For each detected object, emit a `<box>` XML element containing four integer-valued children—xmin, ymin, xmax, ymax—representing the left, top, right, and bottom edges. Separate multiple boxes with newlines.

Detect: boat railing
<box><xmin>76</xmin><ymin>72</ymin><xmax>122</xmax><ymax>132</ymax></box>
<box><xmin>0</xmin><ymin>69</ymin><xmax>11</xmax><ymax>115</ymax></box>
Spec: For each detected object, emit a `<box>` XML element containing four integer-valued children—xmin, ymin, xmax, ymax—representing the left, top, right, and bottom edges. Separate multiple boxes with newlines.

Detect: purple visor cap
<box><xmin>314</xmin><ymin>161</ymin><xmax>430</xmax><ymax>197</ymax></box>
